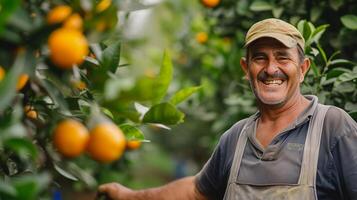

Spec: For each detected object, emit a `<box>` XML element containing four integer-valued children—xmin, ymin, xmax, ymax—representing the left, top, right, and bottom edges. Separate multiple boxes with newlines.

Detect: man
<box><xmin>98</xmin><ymin>18</ymin><xmax>357</xmax><ymax>200</ymax></box>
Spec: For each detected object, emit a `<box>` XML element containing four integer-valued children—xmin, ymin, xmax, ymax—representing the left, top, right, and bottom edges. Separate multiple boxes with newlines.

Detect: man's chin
<box><xmin>255</xmin><ymin>94</ymin><xmax>285</xmax><ymax>107</ymax></box>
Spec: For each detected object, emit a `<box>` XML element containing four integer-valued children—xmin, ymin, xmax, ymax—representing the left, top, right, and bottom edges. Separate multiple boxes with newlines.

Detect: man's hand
<box><xmin>97</xmin><ymin>176</ymin><xmax>207</xmax><ymax>200</ymax></box>
<box><xmin>98</xmin><ymin>183</ymin><xmax>134</xmax><ymax>200</ymax></box>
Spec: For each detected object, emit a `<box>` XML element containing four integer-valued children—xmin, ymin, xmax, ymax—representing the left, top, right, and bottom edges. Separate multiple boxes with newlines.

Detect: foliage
<box><xmin>0</xmin><ymin>0</ymin><xmax>200</xmax><ymax>199</ymax></box>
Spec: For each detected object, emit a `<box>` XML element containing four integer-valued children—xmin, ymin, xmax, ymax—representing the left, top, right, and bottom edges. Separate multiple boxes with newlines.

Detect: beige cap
<box><xmin>245</xmin><ymin>18</ymin><xmax>305</xmax><ymax>50</ymax></box>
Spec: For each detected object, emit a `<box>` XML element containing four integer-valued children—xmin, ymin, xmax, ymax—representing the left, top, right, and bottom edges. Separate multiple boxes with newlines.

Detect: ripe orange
<box><xmin>16</xmin><ymin>74</ymin><xmax>29</xmax><ymax>91</ymax></box>
<box><xmin>96</xmin><ymin>0</ymin><xmax>112</xmax><ymax>12</ymax></box>
<box><xmin>48</xmin><ymin>28</ymin><xmax>88</xmax><ymax>69</ymax></box>
<box><xmin>53</xmin><ymin>119</ymin><xmax>89</xmax><ymax>158</ymax></box>
<box><xmin>47</xmin><ymin>5</ymin><xmax>72</xmax><ymax>24</ymax></box>
<box><xmin>126</xmin><ymin>140</ymin><xmax>142</xmax><ymax>150</ymax></box>
<box><xmin>201</xmin><ymin>0</ymin><xmax>220</xmax><ymax>8</ymax></box>
<box><xmin>0</xmin><ymin>66</ymin><xmax>5</xmax><ymax>81</ymax></box>
<box><xmin>24</xmin><ymin>105</ymin><xmax>38</xmax><ymax>119</ymax></box>
<box><xmin>195</xmin><ymin>32</ymin><xmax>208</xmax><ymax>44</ymax></box>
<box><xmin>63</xmin><ymin>13</ymin><xmax>83</xmax><ymax>30</ymax></box>
<box><xmin>87</xmin><ymin>123</ymin><xmax>126</xmax><ymax>163</ymax></box>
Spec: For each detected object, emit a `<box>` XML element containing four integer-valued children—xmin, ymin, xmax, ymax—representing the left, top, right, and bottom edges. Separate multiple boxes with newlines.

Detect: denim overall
<box><xmin>223</xmin><ymin>104</ymin><xmax>329</xmax><ymax>200</ymax></box>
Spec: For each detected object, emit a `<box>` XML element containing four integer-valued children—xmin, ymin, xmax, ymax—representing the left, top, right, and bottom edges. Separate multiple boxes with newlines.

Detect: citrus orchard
<box><xmin>87</xmin><ymin>122</ymin><xmax>126</xmax><ymax>163</ymax></box>
<box><xmin>53</xmin><ymin>119</ymin><xmax>89</xmax><ymax>158</ymax></box>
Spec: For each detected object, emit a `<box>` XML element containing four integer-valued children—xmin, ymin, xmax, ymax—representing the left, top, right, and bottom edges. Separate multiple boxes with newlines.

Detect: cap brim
<box><xmin>244</xmin><ymin>33</ymin><xmax>298</xmax><ymax>48</ymax></box>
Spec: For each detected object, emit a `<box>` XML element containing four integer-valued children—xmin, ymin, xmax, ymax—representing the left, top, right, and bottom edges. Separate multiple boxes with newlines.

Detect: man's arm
<box><xmin>98</xmin><ymin>176</ymin><xmax>207</xmax><ymax>200</ymax></box>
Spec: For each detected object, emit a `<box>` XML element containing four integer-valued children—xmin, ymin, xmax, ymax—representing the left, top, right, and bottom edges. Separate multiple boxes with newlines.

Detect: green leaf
<box><xmin>54</xmin><ymin>164</ymin><xmax>79</xmax><ymax>181</ymax></box>
<box><xmin>272</xmin><ymin>7</ymin><xmax>284</xmax><ymax>18</ymax></box>
<box><xmin>310</xmin><ymin>7</ymin><xmax>323</xmax><ymax>22</ymax></box>
<box><xmin>329</xmin><ymin>0</ymin><xmax>343</xmax><ymax>10</ymax></box>
<box><xmin>0</xmin><ymin>180</ymin><xmax>17</xmax><ymax>197</ymax></box>
<box><xmin>169</xmin><ymin>86</ymin><xmax>202</xmax><ymax>105</ymax></box>
<box><xmin>4</xmin><ymin>138</ymin><xmax>38</xmax><ymax>160</ymax></box>
<box><xmin>0</xmin><ymin>0</ymin><xmax>21</xmax><ymax>35</ymax></box>
<box><xmin>119</xmin><ymin>124</ymin><xmax>145</xmax><ymax>141</ymax></box>
<box><xmin>345</xmin><ymin>102</ymin><xmax>357</xmax><ymax>111</ymax></box>
<box><xmin>317</xmin><ymin>43</ymin><xmax>327</xmax><ymax>64</ymax></box>
<box><xmin>309</xmin><ymin>61</ymin><xmax>320</xmax><ymax>77</ymax></box>
<box><xmin>143</xmin><ymin>103</ymin><xmax>184</xmax><ymax>125</ymax></box>
<box><xmin>152</xmin><ymin>50</ymin><xmax>173</xmax><ymax>104</ymax></box>
<box><xmin>12</xmin><ymin>173</ymin><xmax>50</xmax><ymax>200</ymax></box>
<box><xmin>100</xmin><ymin>40</ymin><xmax>121</xmax><ymax>73</ymax></box>
<box><xmin>340</xmin><ymin>15</ymin><xmax>357</xmax><ymax>30</ymax></box>
<box><xmin>249</xmin><ymin>1</ymin><xmax>272</xmax><ymax>11</ymax></box>
<box><xmin>311</xmin><ymin>24</ymin><xmax>329</xmax><ymax>43</ymax></box>
<box><xmin>0</xmin><ymin>50</ymin><xmax>26</xmax><ymax>112</ymax></box>
<box><xmin>326</xmin><ymin>68</ymin><xmax>350</xmax><ymax>79</ymax></box>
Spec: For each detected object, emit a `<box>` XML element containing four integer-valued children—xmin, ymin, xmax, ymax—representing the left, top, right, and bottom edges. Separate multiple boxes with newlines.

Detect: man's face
<box><xmin>240</xmin><ymin>38</ymin><xmax>310</xmax><ymax>108</ymax></box>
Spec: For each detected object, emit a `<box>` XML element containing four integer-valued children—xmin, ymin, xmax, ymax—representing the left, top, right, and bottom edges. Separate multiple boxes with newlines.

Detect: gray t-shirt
<box><xmin>195</xmin><ymin>96</ymin><xmax>357</xmax><ymax>200</ymax></box>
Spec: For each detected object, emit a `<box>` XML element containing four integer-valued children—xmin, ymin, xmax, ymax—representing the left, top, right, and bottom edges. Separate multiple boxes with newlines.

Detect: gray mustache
<box><xmin>257</xmin><ymin>70</ymin><xmax>288</xmax><ymax>81</ymax></box>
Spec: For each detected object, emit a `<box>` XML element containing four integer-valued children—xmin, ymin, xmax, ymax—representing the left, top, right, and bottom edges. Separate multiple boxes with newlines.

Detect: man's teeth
<box><xmin>263</xmin><ymin>80</ymin><xmax>283</xmax><ymax>85</ymax></box>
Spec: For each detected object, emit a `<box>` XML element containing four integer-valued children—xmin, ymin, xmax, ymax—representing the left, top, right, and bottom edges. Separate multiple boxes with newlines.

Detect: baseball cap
<box><xmin>244</xmin><ymin>18</ymin><xmax>305</xmax><ymax>50</ymax></box>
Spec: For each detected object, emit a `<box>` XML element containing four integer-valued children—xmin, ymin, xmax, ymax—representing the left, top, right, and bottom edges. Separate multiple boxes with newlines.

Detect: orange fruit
<box><xmin>201</xmin><ymin>0</ymin><xmax>220</xmax><ymax>8</ymax></box>
<box><xmin>53</xmin><ymin>119</ymin><xmax>89</xmax><ymax>158</ymax></box>
<box><xmin>24</xmin><ymin>105</ymin><xmax>38</xmax><ymax>119</ymax></box>
<box><xmin>195</xmin><ymin>32</ymin><xmax>208</xmax><ymax>44</ymax></box>
<box><xmin>126</xmin><ymin>140</ymin><xmax>142</xmax><ymax>150</ymax></box>
<box><xmin>87</xmin><ymin>123</ymin><xmax>126</xmax><ymax>163</ymax></box>
<box><xmin>16</xmin><ymin>74</ymin><xmax>29</xmax><ymax>91</ymax></box>
<box><xmin>48</xmin><ymin>28</ymin><xmax>88</xmax><ymax>69</ymax></box>
<box><xmin>63</xmin><ymin>13</ymin><xmax>83</xmax><ymax>30</ymax></box>
<box><xmin>96</xmin><ymin>0</ymin><xmax>112</xmax><ymax>12</ymax></box>
<box><xmin>0</xmin><ymin>66</ymin><xmax>5</xmax><ymax>81</ymax></box>
<box><xmin>73</xmin><ymin>80</ymin><xmax>87</xmax><ymax>90</ymax></box>
<box><xmin>47</xmin><ymin>5</ymin><xmax>72</xmax><ymax>24</ymax></box>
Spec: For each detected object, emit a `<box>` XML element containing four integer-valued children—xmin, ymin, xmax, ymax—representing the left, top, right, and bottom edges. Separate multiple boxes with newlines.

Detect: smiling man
<box><xmin>98</xmin><ymin>18</ymin><xmax>357</xmax><ymax>200</ymax></box>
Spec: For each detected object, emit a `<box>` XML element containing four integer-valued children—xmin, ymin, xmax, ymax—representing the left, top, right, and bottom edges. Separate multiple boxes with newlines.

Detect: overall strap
<box><xmin>298</xmin><ymin>104</ymin><xmax>330</xmax><ymax>189</ymax></box>
<box><xmin>223</xmin><ymin>116</ymin><xmax>256</xmax><ymax>199</ymax></box>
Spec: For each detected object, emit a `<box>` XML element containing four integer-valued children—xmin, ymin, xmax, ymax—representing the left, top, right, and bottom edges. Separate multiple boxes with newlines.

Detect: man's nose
<box><xmin>264</xmin><ymin>59</ymin><xmax>280</xmax><ymax>75</ymax></box>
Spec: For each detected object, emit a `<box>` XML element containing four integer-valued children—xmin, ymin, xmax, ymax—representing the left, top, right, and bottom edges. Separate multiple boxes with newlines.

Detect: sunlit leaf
<box><xmin>120</xmin><ymin>124</ymin><xmax>145</xmax><ymax>140</ymax></box>
<box><xmin>249</xmin><ymin>1</ymin><xmax>272</xmax><ymax>11</ymax></box>
<box><xmin>340</xmin><ymin>15</ymin><xmax>357</xmax><ymax>30</ymax></box>
<box><xmin>4</xmin><ymin>138</ymin><xmax>38</xmax><ymax>160</ymax></box>
<box><xmin>100</xmin><ymin>40</ymin><xmax>121</xmax><ymax>73</ymax></box>
<box><xmin>54</xmin><ymin>164</ymin><xmax>79</xmax><ymax>181</ymax></box>
<box><xmin>169</xmin><ymin>86</ymin><xmax>201</xmax><ymax>105</ymax></box>
<box><xmin>143</xmin><ymin>103</ymin><xmax>184</xmax><ymax>125</ymax></box>
<box><xmin>152</xmin><ymin>51</ymin><xmax>173</xmax><ymax>104</ymax></box>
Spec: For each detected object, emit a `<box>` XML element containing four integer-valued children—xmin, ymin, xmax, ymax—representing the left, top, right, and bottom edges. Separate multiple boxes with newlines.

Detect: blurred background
<box><xmin>0</xmin><ymin>0</ymin><xmax>356</xmax><ymax>199</ymax></box>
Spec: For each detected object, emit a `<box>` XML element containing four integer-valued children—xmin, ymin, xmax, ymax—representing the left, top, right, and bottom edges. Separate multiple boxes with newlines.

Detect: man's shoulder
<box><xmin>219</xmin><ymin>117</ymin><xmax>251</xmax><ymax>147</ymax></box>
<box><xmin>322</xmin><ymin>105</ymin><xmax>357</xmax><ymax>139</ymax></box>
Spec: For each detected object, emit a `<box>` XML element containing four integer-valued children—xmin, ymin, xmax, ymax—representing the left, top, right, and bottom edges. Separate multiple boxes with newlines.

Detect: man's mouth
<box><xmin>262</xmin><ymin>79</ymin><xmax>283</xmax><ymax>85</ymax></box>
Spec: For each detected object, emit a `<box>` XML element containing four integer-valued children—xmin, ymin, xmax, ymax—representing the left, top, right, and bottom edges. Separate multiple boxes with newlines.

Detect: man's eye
<box><xmin>278</xmin><ymin>56</ymin><xmax>289</xmax><ymax>60</ymax></box>
<box><xmin>253</xmin><ymin>56</ymin><xmax>266</xmax><ymax>60</ymax></box>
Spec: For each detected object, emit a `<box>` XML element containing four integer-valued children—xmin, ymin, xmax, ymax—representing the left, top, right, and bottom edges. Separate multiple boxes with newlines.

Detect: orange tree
<box><xmin>0</xmin><ymin>0</ymin><xmax>200</xmax><ymax>199</ymax></box>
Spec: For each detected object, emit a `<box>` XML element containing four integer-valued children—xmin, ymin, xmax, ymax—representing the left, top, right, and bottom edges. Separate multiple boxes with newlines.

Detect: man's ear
<box><xmin>240</xmin><ymin>57</ymin><xmax>249</xmax><ymax>80</ymax></box>
<box><xmin>299</xmin><ymin>57</ymin><xmax>310</xmax><ymax>82</ymax></box>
